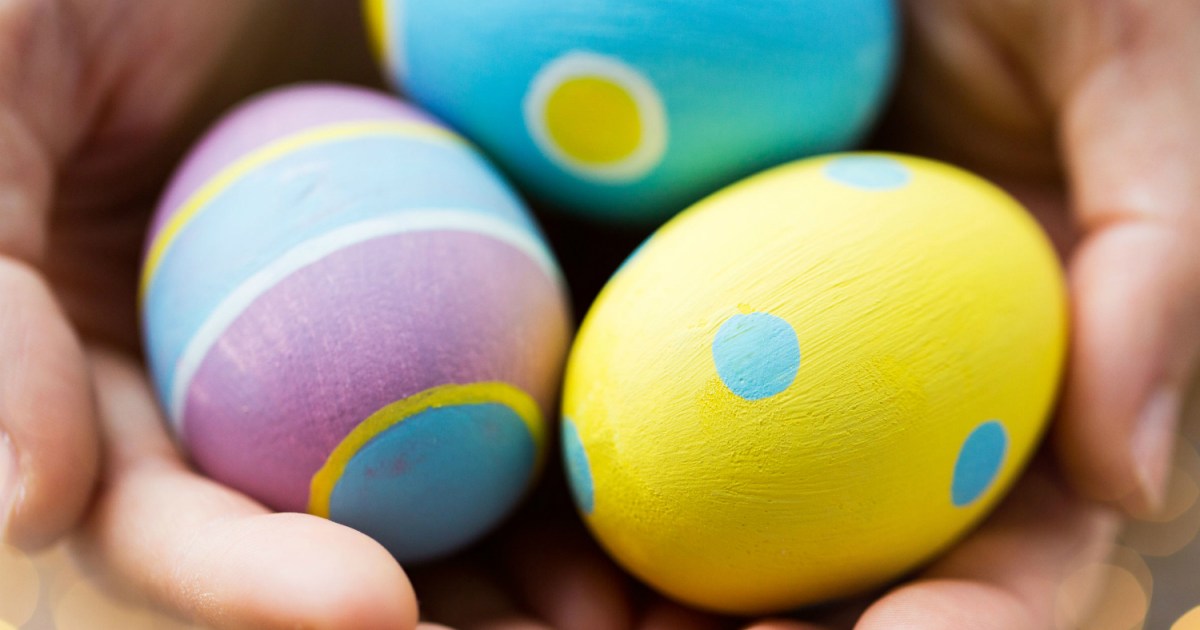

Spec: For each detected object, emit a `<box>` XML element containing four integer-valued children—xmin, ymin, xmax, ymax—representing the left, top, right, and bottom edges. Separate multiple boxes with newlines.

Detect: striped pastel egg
<box><xmin>562</xmin><ymin>154</ymin><xmax>1067</xmax><ymax>613</ymax></box>
<box><xmin>141</xmin><ymin>84</ymin><xmax>571</xmax><ymax>563</ymax></box>
<box><xmin>365</xmin><ymin>0</ymin><xmax>899</xmax><ymax>225</ymax></box>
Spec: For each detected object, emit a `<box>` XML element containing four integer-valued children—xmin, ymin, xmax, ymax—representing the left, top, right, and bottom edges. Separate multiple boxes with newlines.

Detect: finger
<box><xmin>494</xmin><ymin>483</ymin><xmax>636</xmax><ymax>630</ymax></box>
<box><xmin>73</xmin><ymin>349</ymin><xmax>418</xmax><ymax>630</ymax></box>
<box><xmin>0</xmin><ymin>258</ymin><xmax>98</xmax><ymax>550</ymax></box>
<box><xmin>855</xmin><ymin>456</ymin><xmax>1118</xmax><ymax>629</ymax></box>
<box><xmin>0</xmin><ymin>33</ymin><xmax>96</xmax><ymax>550</ymax></box>
<box><xmin>1053</xmin><ymin>1</ymin><xmax>1200</xmax><ymax>516</ymax></box>
<box><xmin>0</xmin><ymin>104</ymin><xmax>53</xmax><ymax>264</ymax></box>
<box><xmin>411</xmin><ymin>559</ymin><xmax>551</xmax><ymax>630</ymax></box>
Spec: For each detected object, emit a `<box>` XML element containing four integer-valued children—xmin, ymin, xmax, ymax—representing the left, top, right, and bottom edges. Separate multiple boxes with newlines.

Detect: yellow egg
<box><xmin>561</xmin><ymin>153</ymin><xmax>1067</xmax><ymax>614</ymax></box>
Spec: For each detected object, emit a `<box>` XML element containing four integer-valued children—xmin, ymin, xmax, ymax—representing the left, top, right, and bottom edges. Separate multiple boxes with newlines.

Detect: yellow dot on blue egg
<box><xmin>524</xmin><ymin>51</ymin><xmax>668</xmax><ymax>182</ymax></box>
<box><xmin>825</xmin><ymin>155</ymin><xmax>911</xmax><ymax>191</ymax></box>
<box><xmin>952</xmin><ymin>420</ymin><xmax>1008</xmax><ymax>507</ymax></box>
<box><xmin>712</xmin><ymin>312</ymin><xmax>801</xmax><ymax>401</ymax></box>
<box><xmin>562</xmin><ymin>417</ymin><xmax>595</xmax><ymax>514</ymax></box>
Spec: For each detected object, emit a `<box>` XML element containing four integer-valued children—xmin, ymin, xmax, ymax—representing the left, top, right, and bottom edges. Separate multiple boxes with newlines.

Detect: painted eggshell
<box><xmin>364</xmin><ymin>0</ymin><xmax>899</xmax><ymax>225</ymax></box>
<box><xmin>561</xmin><ymin>154</ymin><xmax>1067</xmax><ymax>613</ymax></box>
<box><xmin>141</xmin><ymin>83</ymin><xmax>572</xmax><ymax>563</ymax></box>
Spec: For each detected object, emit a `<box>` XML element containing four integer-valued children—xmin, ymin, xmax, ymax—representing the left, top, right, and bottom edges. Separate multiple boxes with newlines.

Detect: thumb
<box><xmin>1054</xmin><ymin>0</ymin><xmax>1200</xmax><ymax>516</ymax></box>
<box><xmin>0</xmin><ymin>5</ymin><xmax>99</xmax><ymax>549</ymax></box>
<box><xmin>0</xmin><ymin>256</ymin><xmax>99</xmax><ymax>550</ymax></box>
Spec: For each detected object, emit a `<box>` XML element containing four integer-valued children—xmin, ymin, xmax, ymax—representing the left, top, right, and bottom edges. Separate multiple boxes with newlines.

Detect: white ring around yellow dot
<box><xmin>524</xmin><ymin>51</ymin><xmax>667</xmax><ymax>183</ymax></box>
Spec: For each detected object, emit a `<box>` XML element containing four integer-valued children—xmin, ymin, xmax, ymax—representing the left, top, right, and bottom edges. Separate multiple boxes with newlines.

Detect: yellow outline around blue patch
<box><xmin>307</xmin><ymin>381</ymin><xmax>545</xmax><ymax>518</ymax></box>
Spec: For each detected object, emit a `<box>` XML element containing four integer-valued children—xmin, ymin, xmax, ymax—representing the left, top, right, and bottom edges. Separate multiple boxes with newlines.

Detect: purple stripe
<box><xmin>148</xmin><ymin>84</ymin><xmax>439</xmax><ymax>244</ymax></box>
<box><xmin>181</xmin><ymin>231</ymin><xmax>570</xmax><ymax>512</ymax></box>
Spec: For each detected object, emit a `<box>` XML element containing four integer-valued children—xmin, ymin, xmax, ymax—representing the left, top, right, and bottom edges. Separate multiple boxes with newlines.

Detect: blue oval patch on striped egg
<box><xmin>141</xmin><ymin>84</ymin><xmax>571</xmax><ymax>563</ymax></box>
<box><xmin>310</xmin><ymin>382</ymin><xmax>543</xmax><ymax>563</ymax></box>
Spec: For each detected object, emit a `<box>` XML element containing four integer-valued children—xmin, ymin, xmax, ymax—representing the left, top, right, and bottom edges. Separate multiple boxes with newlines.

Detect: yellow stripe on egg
<box><xmin>308</xmin><ymin>381</ymin><xmax>545</xmax><ymax>518</ymax></box>
<box><xmin>140</xmin><ymin>119</ymin><xmax>464</xmax><ymax>302</ymax></box>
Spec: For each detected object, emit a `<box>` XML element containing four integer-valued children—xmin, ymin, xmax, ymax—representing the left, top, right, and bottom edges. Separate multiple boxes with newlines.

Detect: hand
<box><xmin>0</xmin><ymin>1</ymin><xmax>421</xmax><ymax>627</ymax></box>
<box><xmin>779</xmin><ymin>0</ymin><xmax>1200</xmax><ymax>626</ymax></box>
<box><xmin>894</xmin><ymin>0</ymin><xmax>1200</xmax><ymax>519</ymax></box>
<box><xmin>684</xmin><ymin>1</ymin><xmax>1200</xmax><ymax>627</ymax></box>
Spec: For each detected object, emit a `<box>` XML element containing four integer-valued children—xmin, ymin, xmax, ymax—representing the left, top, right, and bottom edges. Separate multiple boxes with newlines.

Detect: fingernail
<box><xmin>1131</xmin><ymin>387</ymin><xmax>1181</xmax><ymax>516</ymax></box>
<box><xmin>0</xmin><ymin>431</ymin><xmax>19</xmax><ymax>540</ymax></box>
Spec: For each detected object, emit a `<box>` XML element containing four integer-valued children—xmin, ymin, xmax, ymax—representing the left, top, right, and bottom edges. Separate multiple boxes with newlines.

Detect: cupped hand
<box><xmin>750</xmin><ymin>1</ymin><xmax>1200</xmax><ymax>627</ymax></box>
<box><xmin>0</xmin><ymin>1</ymin><xmax>422</xmax><ymax>628</ymax></box>
<box><xmin>3</xmin><ymin>1</ymin><xmax>1197</xmax><ymax>629</ymax></box>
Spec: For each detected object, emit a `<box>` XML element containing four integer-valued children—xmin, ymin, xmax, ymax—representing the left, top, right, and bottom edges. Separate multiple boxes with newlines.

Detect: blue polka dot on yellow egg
<box><xmin>563</xmin><ymin>153</ymin><xmax>1067</xmax><ymax>613</ymax></box>
<box><xmin>824</xmin><ymin>154</ymin><xmax>913</xmax><ymax>190</ymax></box>
<box><xmin>711</xmin><ymin>312</ymin><xmax>801</xmax><ymax>401</ymax></box>
<box><xmin>562</xmin><ymin>417</ymin><xmax>595</xmax><ymax>515</ymax></box>
<box><xmin>952</xmin><ymin>420</ymin><xmax>1009</xmax><ymax>507</ymax></box>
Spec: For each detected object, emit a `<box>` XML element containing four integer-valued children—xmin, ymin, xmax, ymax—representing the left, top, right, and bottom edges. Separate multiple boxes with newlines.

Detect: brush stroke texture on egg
<box><xmin>562</xmin><ymin>153</ymin><xmax>1066</xmax><ymax>613</ymax></box>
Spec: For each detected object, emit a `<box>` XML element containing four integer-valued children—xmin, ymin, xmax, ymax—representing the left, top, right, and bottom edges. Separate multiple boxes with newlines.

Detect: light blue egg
<box><xmin>369</xmin><ymin>1</ymin><xmax>900</xmax><ymax>225</ymax></box>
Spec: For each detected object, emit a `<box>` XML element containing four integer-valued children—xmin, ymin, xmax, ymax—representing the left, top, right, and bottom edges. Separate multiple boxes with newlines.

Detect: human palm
<box><xmin>3</xmin><ymin>1</ymin><xmax>1197</xmax><ymax>629</ymax></box>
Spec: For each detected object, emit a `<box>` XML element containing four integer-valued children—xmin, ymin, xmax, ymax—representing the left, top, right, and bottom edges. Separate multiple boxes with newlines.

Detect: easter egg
<box><xmin>141</xmin><ymin>84</ymin><xmax>571</xmax><ymax>563</ymax></box>
<box><xmin>364</xmin><ymin>1</ymin><xmax>899</xmax><ymax>224</ymax></box>
<box><xmin>561</xmin><ymin>154</ymin><xmax>1066</xmax><ymax>613</ymax></box>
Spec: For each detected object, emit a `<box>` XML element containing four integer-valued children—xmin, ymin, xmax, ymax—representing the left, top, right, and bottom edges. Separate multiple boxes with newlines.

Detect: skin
<box><xmin>1</xmin><ymin>0</ymin><xmax>1197</xmax><ymax>628</ymax></box>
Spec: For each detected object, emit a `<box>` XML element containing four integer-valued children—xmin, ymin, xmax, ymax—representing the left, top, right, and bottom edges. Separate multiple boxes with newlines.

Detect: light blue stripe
<box><xmin>144</xmin><ymin>135</ymin><xmax>539</xmax><ymax>404</ymax></box>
